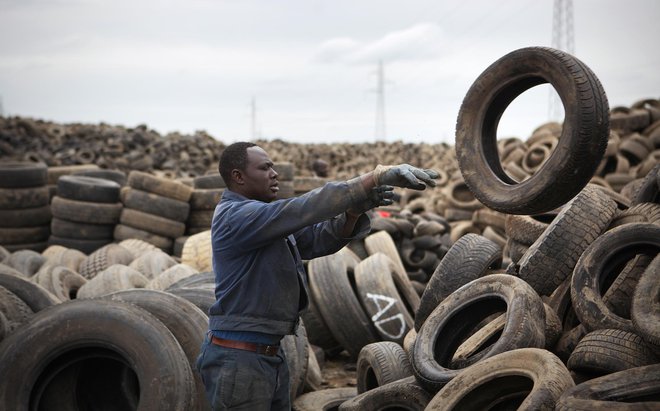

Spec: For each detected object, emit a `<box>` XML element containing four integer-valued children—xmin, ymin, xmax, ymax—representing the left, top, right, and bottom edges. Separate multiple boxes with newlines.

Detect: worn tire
<box><xmin>0</xmin><ymin>205</ymin><xmax>51</xmax><ymax>228</ymax></box>
<box><xmin>631</xmin><ymin>253</ymin><xmax>660</xmax><ymax>347</ymax></box>
<box><xmin>57</xmin><ymin>175</ymin><xmax>121</xmax><ymax>203</ymax></box>
<box><xmin>456</xmin><ymin>47</ymin><xmax>609</xmax><ymax>215</ymax></box>
<box><xmin>128</xmin><ymin>250</ymin><xmax>177</xmax><ymax>279</ymax></box>
<box><xmin>78</xmin><ymin>243</ymin><xmax>134</xmax><ymax>280</ymax></box>
<box><xmin>511</xmin><ymin>185</ymin><xmax>617</xmax><ymax>296</ymax></box>
<box><xmin>32</xmin><ymin>265</ymin><xmax>87</xmax><ymax>301</ymax></box>
<box><xmin>356</xmin><ymin>342</ymin><xmax>412</xmax><ymax>394</ymax></box>
<box><xmin>308</xmin><ymin>253</ymin><xmax>379</xmax><ymax>359</ymax></box>
<box><xmin>411</xmin><ymin>274</ymin><xmax>545</xmax><ymax>392</ymax></box>
<box><xmin>428</xmin><ymin>348</ymin><xmax>573</xmax><ymax>411</ymax></box>
<box><xmin>50</xmin><ymin>218</ymin><xmax>115</xmax><ymax>240</ymax></box>
<box><xmin>293</xmin><ymin>387</ymin><xmax>357</xmax><ymax>411</ymax></box>
<box><xmin>556</xmin><ymin>364</ymin><xmax>660</xmax><ymax>410</ymax></box>
<box><xmin>120</xmin><ymin>208</ymin><xmax>186</xmax><ymax>238</ymax></box>
<box><xmin>0</xmin><ymin>225</ymin><xmax>50</xmax><ymax>246</ymax></box>
<box><xmin>0</xmin><ymin>299</ymin><xmax>195</xmax><ymax>410</ymax></box>
<box><xmin>571</xmin><ymin>223</ymin><xmax>660</xmax><ymax>333</ymax></box>
<box><xmin>51</xmin><ymin>196</ymin><xmax>122</xmax><ymax>224</ymax></box>
<box><xmin>0</xmin><ymin>186</ymin><xmax>49</xmax><ymax>209</ymax></box>
<box><xmin>338</xmin><ymin>376</ymin><xmax>431</xmax><ymax>411</ymax></box>
<box><xmin>128</xmin><ymin>170</ymin><xmax>193</xmax><ymax>202</ymax></box>
<box><xmin>0</xmin><ymin>162</ymin><xmax>47</xmax><ymax>188</ymax></box>
<box><xmin>113</xmin><ymin>224</ymin><xmax>173</xmax><ymax>252</ymax></box>
<box><xmin>47</xmin><ymin>236</ymin><xmax>111</xmax><ymax>255</ymax></box>
<box><xmin>416</xmin><ymin>233</ymin><xmax>501</xmax><ymax>330</ymax></box>
<box><xmin>76</xmin><ymin>265</ymin><xmax>148</xmax><ymax>298</ymax></box>
<box><xmin>0</xmin><ymin>273</ymin><xmax>59</xmax><ymax>312</ymax></box>
<box><xmin>121</xmin><ymin>187</ymin><xmax>191</xmax><ymax>222</ymax></box>
<box><xmin>567</xmin><ymin>329</ymin><xmax>658</xmax><ymax>376</ymax></box>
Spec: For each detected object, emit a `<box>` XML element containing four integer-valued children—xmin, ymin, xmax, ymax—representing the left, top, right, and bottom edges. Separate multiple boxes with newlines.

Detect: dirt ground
<box><xmin>319</xmin><ymin>353</ymin><xmax>358</xmax><ymax>389</ymax></box>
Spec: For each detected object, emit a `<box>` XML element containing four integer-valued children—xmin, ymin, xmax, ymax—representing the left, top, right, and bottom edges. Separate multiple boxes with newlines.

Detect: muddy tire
<box><xmin>556</xmin><ymin>364</ymin><xmax>660</xmax><ymax>410</ymax></box>
<box><xmin>0</xmin><ymin>162</ymin><xmax>48</xmax><ymax>188</ymax></box>
<box><xmin>51</xmin><ymin>196</ymin><xmax>122</xmax><ymax>224</ymax></box>
<box><xmin>0</xmin><ymin>186</ymin><xmax>49</xmax><ymax>209</ymax></box>
<box><xmin>57</xmin><ymin>175</ymin><xmax>121</xmax><ymax>203</ymax></box>
<box><xmin>120</xmin><ymin>208</ymin><xmax>186</xmax><ymax>238</ymax></box>
<box><xmin>338</xmin><ymin>376</ymin><xmax>431</xmax><ymax>411</ymax></box>
<box><xmin>121</xmin><ymin>187</ymin><xmax>191</xmax><ymax>222</ymax></box>
<box><xmin>456</xmin><ymin>47</ymin><xmax>609</xmax><ymax>215</ymax></box>
<box><xmin>356</xmin><ymin>341</ymin><xmax>412</xmax><ymax>394</ymax></box>
<box><xmin>571</xmin><ymin>223</ymin><xmax>660</xmax><ymax>332</ymax></box>
<box><xmin>0</xmin><ymin>299</ymin><xmax>195</xmax><ymax>410</ymax></box>
<box><xmin>308</xmin><ymin>253</ymin><xmax>379</xmax><ymax>359</ymax></box>
<box><xmin>0</xmin><ymin>205</ymin><xmax>51</xmax><ymax>228</ymax></box>
<box><xmin>293</xmin><ymin>387</ymin><xmax>357</xmax><ymax>411</ymax></box>
<box><xmin>102</xmin><ymin>289</ymin><xmax>210</xmax><ymax>410</ymax></box>
<box><xmin>78</xmin><ymin>243</ymin><xmax>134</xmax><ymax>280</ymax></box>
<box><xmin>50</xmin><ymin>218</ymin><xmax>115</xmax><ymax>240</ymax></box>
<box><xmin>416</xmin><ymin>233</ymin><xmax>501</xmax><ymax>330</ymax></box>
<box><xmin>428</xmin><ymin>348</ymin><xmax>573</xmax><ymax>410</ymax></box>
<box><xmin>113</xmin><ymin>224</ymin><xmax>173</xmax><ymax>252</ymax></box>
<box><xmin>77</xmin><ymin>265</ymin><xmax>148</xmax><ymax>298</ymax></box>
<box><xmin>567</xmin><ymin>329</ymin><xmax>658</xmax><ymax>376</ymax></box>
<box><xmin>128</xmin><ymin>170</ymin><xmax>193</xmax><ymax>202</ymax></box>
<box><xmin>631</xmin><ymin>253</ymin><xmax>660</xmax><ymax>347</ymax></box>
<box><xmin>411</xmin><ymin>274</ymin><xmax>545</xmax><ymax>392</ymax></box>
<box><xmin>511</xmin><ymin>185</ymin><xmax>617</xmax><ymax>296</ymax></box>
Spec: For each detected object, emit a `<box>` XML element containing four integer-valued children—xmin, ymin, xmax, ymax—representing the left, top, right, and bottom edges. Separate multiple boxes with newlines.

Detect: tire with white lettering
<box><xmin>571</xmin><ymin>223</ymin><xmax>660</xmax><ymax>333</ymax></box>
<box><xmin>0</xmin><ymin>299</ymin><xmax>195</xmax><ymax>410</ymax></box>
<box><xmin>427</xmin><ymin>348</ymin><xmax>573</xmax><ymax>410</ymax></box>
<box><xmin>356</xmin><ymin>342</ymin><xmax>412</xmax><ymax>394</ymax></box>
<box><xmin>455</xmin><ymin>47</ymin><xmax>609</xmax><ymax>215</ymax></box>
<box><xmin>412</xmin><ymin>274</ymin><xmax>545</xmax><ymax>392</ymax></box>
<box><xmin>308</xmin><ymin>253</ymin><xmax>379</xmax><ymax>359</ymax></box>
<box><xmin>102</xmin><ymin>289</ymin><xmax>210</xmax><ymax>410</ymax></box>
<box><xmin>338</xmin><ymin>376</ymin><xmax>432</xmax><ymax>411</ymax></box>
<box><xmin>354</xmin><ymin>254</ymin><xmax>414</xmax><ymax>344</ymax></box>
<box><xmin>416</xmin><ymin>234</ymin><xmax>501</xmax><ymax>331</ymax></box>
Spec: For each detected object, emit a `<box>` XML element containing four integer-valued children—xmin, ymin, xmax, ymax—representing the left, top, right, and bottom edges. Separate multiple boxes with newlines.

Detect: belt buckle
<box><xmin>264</xmin><ymin>345</ymin><xmax>277</xmax><ymax>356</ymax></box>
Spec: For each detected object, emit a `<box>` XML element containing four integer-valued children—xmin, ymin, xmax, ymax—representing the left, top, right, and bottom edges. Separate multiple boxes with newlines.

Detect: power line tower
<box><xmin>549</xmin><ymin>0</ymin><xmax>574</xmax><ymax>121</ymax></box>
<box><xmin>374</xmin><ymin>60</ymin><xmax>387</xmax><ymax>142</ymax></box>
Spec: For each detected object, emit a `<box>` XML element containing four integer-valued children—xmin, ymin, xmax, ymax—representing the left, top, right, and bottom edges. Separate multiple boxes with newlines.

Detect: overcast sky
<box><xmin>1</xmin><ymin>0</ymin><xmax>658</xmax><ymax>145</ymax></box>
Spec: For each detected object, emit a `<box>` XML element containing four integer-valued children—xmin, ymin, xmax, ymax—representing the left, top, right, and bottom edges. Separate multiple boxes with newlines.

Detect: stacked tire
<box><xmin>0</xmin><ymin>162</ymin><xmax>51</xmax><ymax>252</ymax></box>
<box><xmin>187</xmin><ymin>174</ymin><xmax>224</xmax><ymax>235</ymax></box>
<box><xmin>115</xmin><ymin>171</ymin><xmax>192</xmax><ymax>253</ymax></box>
<box><xmin>274</xmin><ymin>162</ymin><xmax>295</xmax><ymax>199</ymax></box>
<box><xmin>49</xmin><ymin>175</ymin><xmax>122</xmax><ymax>254</ymax></box>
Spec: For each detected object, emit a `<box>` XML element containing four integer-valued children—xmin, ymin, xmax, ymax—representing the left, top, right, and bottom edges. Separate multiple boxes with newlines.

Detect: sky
<box><xmin>0</xmin><ymin>0</ymin><xmax>658</xmax><ymax>145</ymax></box>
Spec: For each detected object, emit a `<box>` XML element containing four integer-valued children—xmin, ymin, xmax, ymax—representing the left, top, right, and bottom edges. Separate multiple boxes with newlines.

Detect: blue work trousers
<box><xmin>195</xmin><ymin>333</ymin><xmax>290</xmax><ymax>410</ymax></box>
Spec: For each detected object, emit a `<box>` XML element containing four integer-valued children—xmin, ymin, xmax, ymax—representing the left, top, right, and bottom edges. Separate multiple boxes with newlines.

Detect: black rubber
<box><xmin>0</xmin><ymin>186</ymin><xmax>50</xmax><ymax>209</ymax></box>
<box><xmin>356</xmin><ymin>341</ymin><xmax>412</xmax><ymax>394</ymax></box>
<box><xmin>338</xmin><ymin>376</ymin><xmax>431</xmax><ymax>411</ymax></box>
<box><xmin>57</xmin><ymin>175</ymin><xmax>121</xmax><ymax>203</ymax></box>
<box><xmin>120</xmin><ymin>187</ymin><xmax>191</xmax><ymax>222</ymax></box>
<box><xmin>0</xmin><ymin>299</ymin><xmax>195</xmax><ymax>410</ymax></box>
<box><xmin>0</xmin><ymin>161</ymin><xmax>48</xmax><ymax>188</ymax></box>
<box><xmin>50</xmin><ymin>218</ymin><xmax>114</xmax><ymax>240</ymax></box>
<box><xmin>51</xmin><ymin>196</ymin><xmax>122</xmax><ymax>225</ymax></box>
<box><xmin>455</xmin><ymin>47</ymin><xmax>609</xmax><ymax>215</ymax></box>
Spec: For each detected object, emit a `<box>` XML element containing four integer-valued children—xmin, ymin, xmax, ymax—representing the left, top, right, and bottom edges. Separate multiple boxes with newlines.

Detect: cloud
<box><xmin>313</xmin><ymin>23</ymin><xmax>445</xmax><ymax>65</ymax></box>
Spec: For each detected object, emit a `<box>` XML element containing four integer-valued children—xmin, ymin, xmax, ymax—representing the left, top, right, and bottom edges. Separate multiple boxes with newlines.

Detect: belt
<box><xmin>211</xmin><ymin>336</ymin><xmax>280</xmax><ymax>356</ymax></box>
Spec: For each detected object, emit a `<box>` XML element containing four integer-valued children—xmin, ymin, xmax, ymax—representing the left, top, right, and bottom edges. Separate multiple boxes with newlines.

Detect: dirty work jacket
<box><xmin>209</xmin><ymin>179</ymin><xmax>372</xmax><ymax>336</ymax></box>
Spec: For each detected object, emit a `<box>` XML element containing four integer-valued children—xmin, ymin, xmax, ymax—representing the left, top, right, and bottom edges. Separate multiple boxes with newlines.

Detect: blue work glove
<box><xmin>373</xmin><ymin>164</ymin><xmax>439</xmax><ymax>190</ymax></box>
<box><xmin>348</xmin><ymin>185</ymin><xmax>395</xmax><ymax>216</ymax></box>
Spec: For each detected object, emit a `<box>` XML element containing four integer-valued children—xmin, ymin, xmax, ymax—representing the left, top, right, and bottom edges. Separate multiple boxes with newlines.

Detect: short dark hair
<box><xmin>218</xmin><ymin>142</ymin><xmax>257</xmax><ymax>187</ymax></box>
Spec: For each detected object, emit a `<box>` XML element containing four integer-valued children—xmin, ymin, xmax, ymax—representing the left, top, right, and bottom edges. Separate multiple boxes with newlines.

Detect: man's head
<box><xmin>218</xmin><ymin>142</ymin><xmax>279</xmax><ymax>202</ymax></box>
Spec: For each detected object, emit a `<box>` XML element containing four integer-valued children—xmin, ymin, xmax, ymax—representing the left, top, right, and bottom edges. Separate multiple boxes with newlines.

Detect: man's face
<box><xmin>237</xmin><ymin>146</ymin><xmax>279</xmax><ymax>202</ymax></box>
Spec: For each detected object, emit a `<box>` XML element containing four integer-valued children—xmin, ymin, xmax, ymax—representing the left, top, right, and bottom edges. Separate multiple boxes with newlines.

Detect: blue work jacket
<box><xmin>208</xmin><ymin>179</ymin><xmax>371</xmax><ymax>336</ymax></box>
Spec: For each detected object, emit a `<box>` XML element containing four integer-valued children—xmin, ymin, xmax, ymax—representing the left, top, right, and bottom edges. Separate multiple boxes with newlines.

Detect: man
<box><xmin>196</xmin><ymin>142</ymin><xmax>438</xmax><ymax>410</ymax></box>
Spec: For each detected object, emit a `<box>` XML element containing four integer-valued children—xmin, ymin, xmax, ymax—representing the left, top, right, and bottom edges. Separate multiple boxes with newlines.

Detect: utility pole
<box><xmin>549</xmin><ymin>0</ymin><xmax>574</xmax><ymax>121</ymax></box>
<box><xmin>374</xmin><ymin>60</ymin><xmax>387</xmax><ymax>142</ymax></box>
<box><xmin>250</xmin><ymin>96</ymin><xmax>257</xmax><ymax>140</ymax></box>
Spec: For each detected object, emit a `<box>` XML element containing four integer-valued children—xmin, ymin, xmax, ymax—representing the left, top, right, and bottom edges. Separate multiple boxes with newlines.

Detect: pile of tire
<box><xmin>48</xmin><ymin>175</ymin><xmax>123</xmax><ymax>254</ymax></box>
<box><xmin>186</xmin><ymin>173</ymin><xmax>224</xmax><ymax>236</ymax></box>
<box><xmin>0</xmin><ymin>162</ymin><xmax>51</xmax><ymax>252</ymax></box>
<box><xmin>115</xmin><ymin>170</ymin><xmax>193</xmax><ymax>253</ymax></box>
<box><xmin>293</xmin><ymin>47</ymin><xmax>660</xmax><ymax>410</ymax></box>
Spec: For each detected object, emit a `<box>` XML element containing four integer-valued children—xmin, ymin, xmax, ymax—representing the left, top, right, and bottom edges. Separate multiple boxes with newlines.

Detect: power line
<box><xmin>374</xmin><ymin>60</ymin><xmax>387</xmax><ymax>141</ymax></box>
